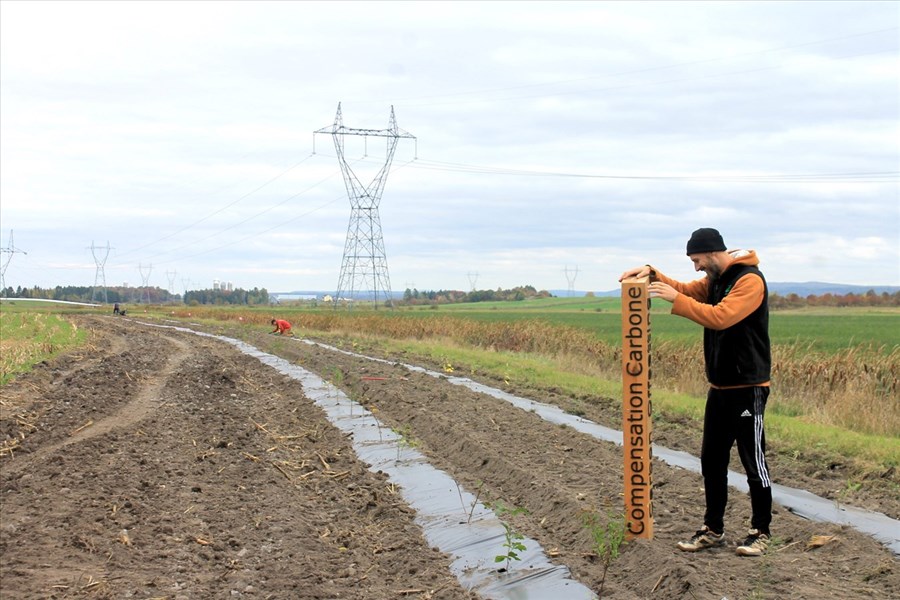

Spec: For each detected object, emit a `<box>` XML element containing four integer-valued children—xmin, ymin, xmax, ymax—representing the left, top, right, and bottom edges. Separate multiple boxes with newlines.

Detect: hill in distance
<box><xmin>274</xmin><ymin>282</ymin><xmax>899</xmax><ymax>300</ymax></box>
<box><xmin>558</xmin><ymin>282</ymin><xmax>899</xmax><ymax>298</ymax></box>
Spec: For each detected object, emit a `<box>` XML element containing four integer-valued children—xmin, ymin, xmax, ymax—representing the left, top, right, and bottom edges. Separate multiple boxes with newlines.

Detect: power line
<box><xmin>183</xmin><ymin>155</ymin><xmax>418</xmax><ymax>259</ymax></box>
<box><xmin>108</xmin><ymin>156</ymin><xmax>344</xmax><ymax>269</ymax></box>
<box><xmin>116</xmin><ymin>154</ymin><xmax>316</xmax><ymax>260</ymax></box>
<box><xmin>373</xmin><ymin>27</ymin><xmax>899</xmax><ymax>106</ymax></box>
<box><xmin>390</xmin><ymin>156</ymin><xmax>900</xmax><ymax>184</ymax></box>
<box><xmin>390</xmin><ymin>27</ymin><xmax>898</xmax><ymax>107</ymax></box>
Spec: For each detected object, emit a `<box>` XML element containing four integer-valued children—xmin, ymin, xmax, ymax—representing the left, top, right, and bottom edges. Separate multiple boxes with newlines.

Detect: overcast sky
<box><xmin>1</xmin><ymin>1</ymin><xmax>898</xmax><ymax>296</ymax></box>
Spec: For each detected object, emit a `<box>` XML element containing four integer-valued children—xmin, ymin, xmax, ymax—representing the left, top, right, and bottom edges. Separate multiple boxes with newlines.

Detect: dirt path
<box><xmin>1</xmin><ymin>315</ymin><xmax>897</xmax><ymax>599</ymax></box>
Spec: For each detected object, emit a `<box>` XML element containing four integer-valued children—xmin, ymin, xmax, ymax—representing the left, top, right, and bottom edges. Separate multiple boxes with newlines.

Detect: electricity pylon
<box><xmin>0</xmin><ymin>230</ymin><xmax>26</xmax><ymax>293</ymax></box>
<box><xmin>138</xmin><ymin>263</ymin><xmax>153</xmax><ymax>304</ymax></box>
<box><xmin>166</xmin><ymin>269</ymin><xmax>177</xmax><ymax>295</ymax></box>
<box><xmin>467</xmin><ymin>271</ymin><xmax>479</xmax><ymax>292</ymax></box>
<box><xmin>564</xmin><ymin>265</ymin><xmax>579</xmax><ymax>297</ymax></box>
<box><xmin>88</xmin><ymin>241</ymin><xmax>112</xmax><ymax>303</ymax></box>
<box><xmin>314</xmin><ymin>103</ymin><xmax>416</xmax><ymax>309</ymax></box>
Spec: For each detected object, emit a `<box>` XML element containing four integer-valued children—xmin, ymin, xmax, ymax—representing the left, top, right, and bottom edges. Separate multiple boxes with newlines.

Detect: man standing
<box><xmin>619</xmin><ymin>227</ymin><xmax>773</xmax><ymax>557</ymax></box>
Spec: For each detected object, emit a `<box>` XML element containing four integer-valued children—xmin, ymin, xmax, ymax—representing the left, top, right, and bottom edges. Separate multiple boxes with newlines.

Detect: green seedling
<box><xmin>455</xmin><ymin>480</ymin><xmax>485</xmax><ymax>524</ymax></box>
<box><xmin>492</xmin><ymin>500</ymin><xmax>528</xmax><ymax>572</ymax></box>
<box><xmin>329</xmin><ymin>367</ymin><xmax>350</xmax><ymax>416</ymax></box>
<box><xmin>583</xmin><ymin>511</ymin><xmax>627</xmax><ymax>598</ymax></box>
<box><xmin>394</xmin><ymin>424</ymin><xmax>418</xmax><ymax>461</ymax></box>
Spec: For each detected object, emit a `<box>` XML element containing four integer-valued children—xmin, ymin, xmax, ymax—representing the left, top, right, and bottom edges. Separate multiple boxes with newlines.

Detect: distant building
<box><xmin>272</xmin><ymin>293</ymin><xmax>317</xmax><ymax>302</ymax></box>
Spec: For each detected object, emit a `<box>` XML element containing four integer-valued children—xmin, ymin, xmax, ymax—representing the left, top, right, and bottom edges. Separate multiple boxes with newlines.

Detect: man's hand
<box><xmin>618</xmin><ymin>265</ymin><xmax>651</xmax><ymax>282</ymax></box>
<box><xmin>648</xmin><ymin>282</ymin><xmax>678</xmax><ymax>302</ymax></box>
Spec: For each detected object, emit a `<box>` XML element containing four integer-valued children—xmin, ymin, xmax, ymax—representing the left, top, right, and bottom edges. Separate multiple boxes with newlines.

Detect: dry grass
<box><xmin>0</xmin><ymin>312</ymin><xmax>80</xmax><ymax>385</ymax></box>
<box><xmin>172</xmin><ymin>307</ymin><xmax>899</xmax><ymax>438</ymax></box>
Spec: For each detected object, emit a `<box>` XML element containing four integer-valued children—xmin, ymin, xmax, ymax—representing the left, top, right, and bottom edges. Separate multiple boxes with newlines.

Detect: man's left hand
<box><xmin>648</xmin><ymin>282</ymin><xmax>678</xmax><ymax>302</ymax></box>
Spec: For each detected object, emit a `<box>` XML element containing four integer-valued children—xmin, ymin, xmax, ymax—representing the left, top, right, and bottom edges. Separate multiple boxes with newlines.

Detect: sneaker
<box><xmin>736</xmin><ymin>529</ymin><xmax>770</xmax><ymax>556</ymax></box>
<box><xmin>677</xmin><ymin>525</ymin><xmax>725</xmax><ymax>552</ymax></box>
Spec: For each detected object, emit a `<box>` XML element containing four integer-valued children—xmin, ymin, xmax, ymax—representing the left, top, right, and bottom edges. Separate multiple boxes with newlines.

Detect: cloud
<box><xmin>1</xmin><ymin>1</ymin><xmax>897</xmax><ymax>294</ymax></box>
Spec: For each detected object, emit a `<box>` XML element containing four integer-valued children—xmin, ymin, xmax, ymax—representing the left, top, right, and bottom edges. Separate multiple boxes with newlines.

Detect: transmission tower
<box><xmin>87</xmin><ymin>241</ymin><xmax>113</xmax><ymax>303</ymax></box>
<box><xmin>166</xmin><ymin>269</ymin><xmax>177</xmax><ymax>295</ymax></box>
<box><xmin>138</xmin><ymin>263</ymin><xmax>153</xmax><ymax>304</ymax></box>
<box><xmin>564</xmin><ymin>265</ymin><xmax>579</xmax><ymax>297</ymax></box>
<box><xmin>467</xmin><ymin>271</ymin><xmax>479</xmax><ymax>292</ymax></box>
<box><xmin>314</xmin><ymin>103</ymin><xmax>416</xmax><ymax>309</ymax></box>
<box><xmin>0</xmin><ymin>230</ymin><xmax>27</xmax><ymax>293</ymax></box>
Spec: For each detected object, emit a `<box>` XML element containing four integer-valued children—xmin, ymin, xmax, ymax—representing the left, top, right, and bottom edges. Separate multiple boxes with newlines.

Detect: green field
<box><xmin>0</xmin><ymin>308</ymin><xmax>88</xmax><ymax>385</ymax></box>
<box><xmin>2</xmin><ymin>298</ymin><xmax>897</xmax><ymax>469</ymax></box>
<box><xmin>387</xmin><ymin>296</ymin><xmax>899</xmax><ymax>352</ymax></box>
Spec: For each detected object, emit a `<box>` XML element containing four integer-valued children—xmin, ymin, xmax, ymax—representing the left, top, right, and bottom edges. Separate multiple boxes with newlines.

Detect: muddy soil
<box><xmin>1</xmin><ymin>315</ymin><xmax>897</xmax><ymax>599</ymax></box>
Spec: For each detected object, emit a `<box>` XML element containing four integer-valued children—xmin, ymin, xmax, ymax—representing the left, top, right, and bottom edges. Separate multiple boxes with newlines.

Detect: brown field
<box><xmin>1</xmin><ymin>314</ymin><xmax>897</xmax><ymax>599</ymax></box>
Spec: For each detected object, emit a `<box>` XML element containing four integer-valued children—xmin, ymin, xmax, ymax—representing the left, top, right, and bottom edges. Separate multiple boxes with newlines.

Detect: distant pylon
<box><xmin>564</xmin><ymin>265</ymin><xmax>579</xmax><ymax>297</ymax></box>
<box><xmin>314</xmin><ymin>103</ymin><xmax>416</xmax><ymax>309</ymax></box>
<box><xmin>166</xmin><ymin>269</ymin><xmax>177</xmax><ymax>295</ymax></box>
<box><xmin>467</xmin><ymin>271</ymin><xmax>479</xmax><ymax>292</ymax></box>
<box><xmin>88</xmin><ymin>241</ymin><xmax>113</xmax><ymax>303</ymax></box>
<box><xmin>1</xmin><ymin>230</ymin><xmax>27</xmax><ymax>292</ymax></box>
<box><xmin>138</xmin><ymin>263</ymin><xmax>153</xmax><ymax>304</ymax></box>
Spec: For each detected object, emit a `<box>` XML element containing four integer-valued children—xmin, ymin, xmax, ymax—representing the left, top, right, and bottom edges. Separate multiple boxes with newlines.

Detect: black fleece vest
<box><xmin>703</xmin><ymin>264</ymin><xmax>771</xmax><ymax>386</ymax></box>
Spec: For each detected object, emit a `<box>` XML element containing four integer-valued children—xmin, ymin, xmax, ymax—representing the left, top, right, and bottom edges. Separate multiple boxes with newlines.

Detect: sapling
<box><xmin>393</xmin><ymin>424</ymin><xmax>418</xmax><ymax>462</ymax></box>
<box><xmin>330</xmin><ymin>367</ymin><xmax>346</xmax><ymax>413</ymax></box>
<box><xmin>583</xmin><ymin>510</ymin><xmax>627</xmax><ymax>599</ymax></box>
<box><xmin>492</xmin><ymin>500</ymin><xmax>528</xmax><ymax>572</ymax></box>
<box><xmin>455</xmin><ymin>482</ymin><xmax>467</xmax><ymax>522</ymax></box>
<box><xmin>455</xmin><ymin>479</ymin><xmax>484</xmax><ymax>524</ymax></box>
<box><xmin>468</xmin><ymin>480</ymin><xmax>484</xmax><ymax>524</ymax></box>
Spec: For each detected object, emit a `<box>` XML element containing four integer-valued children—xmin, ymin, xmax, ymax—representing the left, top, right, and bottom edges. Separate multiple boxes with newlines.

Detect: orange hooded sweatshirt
<box><xmin>649</xmin><ymin>250</ymin><xmax>770</xmax><ymax>388</ymax></box>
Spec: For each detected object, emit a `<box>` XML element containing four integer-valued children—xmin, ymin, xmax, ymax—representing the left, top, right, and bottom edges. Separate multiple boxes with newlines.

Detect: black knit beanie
<box><xmin>686</xmin><ymin>228</ymin><xmax>726</xmax><ymax>255</ymax></box>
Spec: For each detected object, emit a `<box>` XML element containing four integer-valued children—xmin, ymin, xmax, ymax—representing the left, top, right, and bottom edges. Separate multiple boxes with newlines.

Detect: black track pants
<box><xmin>701</xmin><ymin>386</ymin><xmax>772</xmax><ymax>535</ymax></box>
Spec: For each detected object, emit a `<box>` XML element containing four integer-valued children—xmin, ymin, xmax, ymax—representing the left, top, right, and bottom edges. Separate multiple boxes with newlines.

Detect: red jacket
<box><xmin>272</xmin><ymin>319</ymin><xmax>292</xmax><ymax>334</ymax></box>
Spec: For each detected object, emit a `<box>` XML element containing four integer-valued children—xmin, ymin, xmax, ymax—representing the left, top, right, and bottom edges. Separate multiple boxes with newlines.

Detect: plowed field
<box><xmin>1</xmin><ymin>315</ymin><xmax>897</xmax><ymax>599</ymax></box>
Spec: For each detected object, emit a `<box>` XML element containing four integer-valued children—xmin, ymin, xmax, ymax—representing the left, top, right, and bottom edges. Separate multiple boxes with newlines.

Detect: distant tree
<box><xmin>183</xmin><ymin>287</ymin><xmax>268</xmax><ymax>306</ymax></box>
<box><xmin>396</xmin><ymin>284</ymin><xmax>551</xmax><ymax>306</ymax></box>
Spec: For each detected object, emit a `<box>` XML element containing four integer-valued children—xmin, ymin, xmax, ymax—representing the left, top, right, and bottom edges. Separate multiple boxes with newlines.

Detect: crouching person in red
<box><xmin>270</xmin><ymin>318</ymin><xmax>294</xmax><ymax>336</ymax></box>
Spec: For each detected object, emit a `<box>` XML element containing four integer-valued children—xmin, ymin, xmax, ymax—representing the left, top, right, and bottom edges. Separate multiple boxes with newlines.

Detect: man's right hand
<box><xmin>618</xmin><ymin>265</ymin><xmax>651</xmax><ymax>282</ymax></box>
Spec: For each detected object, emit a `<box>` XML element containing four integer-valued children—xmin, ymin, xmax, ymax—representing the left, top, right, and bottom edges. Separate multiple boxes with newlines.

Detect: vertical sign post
<box><xmin>621</xmin><ymin>277</ymin><xmax>653</xmax><ymax>539</ymax></box>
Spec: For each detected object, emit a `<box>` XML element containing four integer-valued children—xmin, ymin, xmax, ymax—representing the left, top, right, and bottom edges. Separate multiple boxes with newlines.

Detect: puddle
<box><xmin>301</xmin><ymin>339</ymin><xmax>900</xmax><ymax>556</ymax></box>
<box><xmin>142</xmin><ymin>322</ymin><xmax>597</xmax><ymax>599</ymax></box>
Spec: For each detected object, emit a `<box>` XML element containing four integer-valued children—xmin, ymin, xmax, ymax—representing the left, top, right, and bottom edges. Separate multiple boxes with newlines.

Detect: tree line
<box><xmin>183</xmin><ymin>288</ymin><xmax>269</xmax><ymax>306</ymax></box>
<box><xmin>398</xmin><ymin>287</ymin><xmax>898</xmax><ymax>308</ymax></box>
<box><xmin>1</xmin><ymin>284</ymin><xmax>895</xmax><ymax>308</ymax></box>
<box><xmin>768</xmin><ymin>290</ymin><xmax>899</xmax><ymax>309</ymax></box>
<box><xmin>1</xmin><ymin>285</ymin><xmax>269</xmax><ymax>306</ymax></box>
<box><xmin>401</xmin><ymin>285</ymin><xmax>552</xmax><ymax>305</ymax></box>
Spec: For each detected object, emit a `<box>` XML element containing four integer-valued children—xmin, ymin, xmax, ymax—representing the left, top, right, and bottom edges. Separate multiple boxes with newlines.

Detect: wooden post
<box><xmin>621</xmin><ymin>277</ymin><xmax>653</xmax><ymax>539</ymax></box>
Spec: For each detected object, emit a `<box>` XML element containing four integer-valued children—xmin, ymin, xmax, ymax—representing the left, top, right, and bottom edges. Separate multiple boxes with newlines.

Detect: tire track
<box><xmin>2</xmin><ymin>333</ymin><xmax>192</xmax><ymax>472</ymax></box>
